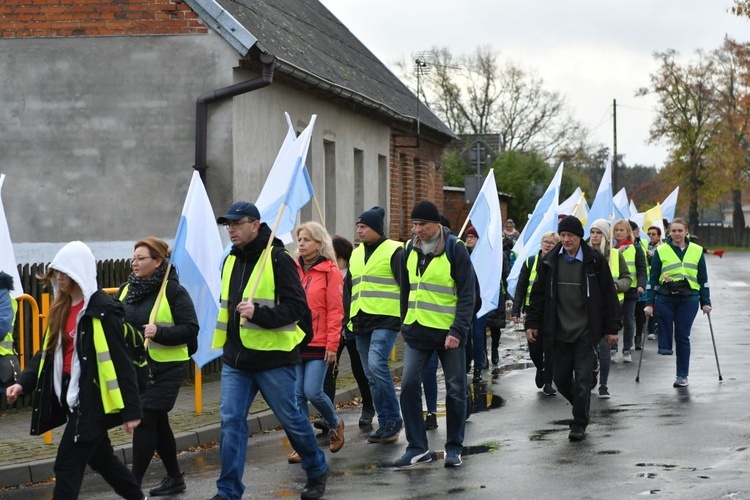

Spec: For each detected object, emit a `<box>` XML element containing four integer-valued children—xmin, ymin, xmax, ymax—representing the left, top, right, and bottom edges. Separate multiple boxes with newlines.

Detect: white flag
<box><xmin>0</xmin><ymin>175</ymin><xmax>22</xmax><ymax>298</ymax></box>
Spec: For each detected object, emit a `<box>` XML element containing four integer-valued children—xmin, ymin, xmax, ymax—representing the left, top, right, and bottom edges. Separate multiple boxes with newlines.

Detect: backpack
<box><xmin>122</xmin><ymin>321</ymin><xmax>149</xmax><ymax>393</ymax></box>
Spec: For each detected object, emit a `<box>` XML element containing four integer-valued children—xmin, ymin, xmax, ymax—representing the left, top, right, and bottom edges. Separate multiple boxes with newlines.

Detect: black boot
<box><xmin>149</xmin><ymin>473</ymin><xmax>186</xmax><ymax>496</ymax></box>
<box><xmin>301</xmin><ymin>470</ymin><xmax>328</xmax><ymax>500</ymax></box>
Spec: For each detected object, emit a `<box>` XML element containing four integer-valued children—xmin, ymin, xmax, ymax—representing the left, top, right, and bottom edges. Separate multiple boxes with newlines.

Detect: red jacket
<box><xmin>297</xmin><ymin>258</ymin><xmax>344</xmax><ymax>352</ymax></box>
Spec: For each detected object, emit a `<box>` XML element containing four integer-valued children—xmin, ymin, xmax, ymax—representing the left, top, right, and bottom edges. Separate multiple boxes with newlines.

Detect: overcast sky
<box><xmin>319</xmin><ymin>0</ymin><xmax>749</xmax><ymax>168</ymax></box>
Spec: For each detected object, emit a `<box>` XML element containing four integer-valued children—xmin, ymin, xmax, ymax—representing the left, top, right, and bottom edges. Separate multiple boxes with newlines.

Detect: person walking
<box><xmin>644</xmin><ymin>217</ymin><xmax>711</xmax><ymax>388</ymax></box>
<box><xmin>116</xmin><ymin>237</ymin><xmax>199</xmax><ymax>495</ymax></box>
<box><xmin>287</xmin><ymin>222</ymin><xmax>345</xmax><ymax>463</ymax></box>
<box><xmin>0</xmin><ymin>271</ymin><xmax>18</xmax><ymax>390</ymax></box>
<box><xmin>6</xmin><ymin>241</ymin><xmax>145</xmax><ymax>500</ymax></box>
<box><xmin>612</xmin><ymin>219</ymin><xmax>647</xmax><ymax>363</ymax></box>
<box><xmin>511</xmin><ymin>231</ymin><xmax>560</xmax><ymax>395</ymax></box>
<box><xmin>525</xmin><ymin>216</ymin><xmax>622</xmax><ymax>441</ymax></box>
<box><xmin>463</xmin><ymin>226</ymin><xmax>486</xmax><ymax>383</ymax></box>
<box><xmin>395</xmin><ymin>200</ymin><xmax>474</xmax><ymax>468</ymax></box>
<box><xmin>645</xmin><ymin>226</ymin><xmax>663</xmax><ymax>341</ymax></box>
<box><xmin>347</xmin><ymin>206</ymin><xmax>404</xmax><ymax>444</ymax></box>
<box><xmin>587</xmin><ymin>219</ymin><xmax>631</xmax><ymax>399</ymax></box>
<box><xmin>317</xmin><ymin>236</ymin><xmax>375</xmax><ymax>429</ymax></box>
<box><xmin>210</xmin><ymin>202</ymin><xmax>328</xmax><ymax>500</ymax></box>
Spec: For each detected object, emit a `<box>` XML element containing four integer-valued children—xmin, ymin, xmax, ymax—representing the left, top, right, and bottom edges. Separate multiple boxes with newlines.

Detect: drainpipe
<box><xmin>194</xmin><ymin>52</ymin><xmax>276</xmax><ymax>185</ymax></box>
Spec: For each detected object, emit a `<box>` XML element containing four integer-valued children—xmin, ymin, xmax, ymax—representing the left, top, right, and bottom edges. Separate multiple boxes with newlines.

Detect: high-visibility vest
<box><xmin>656</xmin><ymin>243</ymin><xmax>703</xmax><ymax>291</ymax></box>
<box><xmin>620</xmin><ymin>245</ymin><xmax>639</xmax><ymax>289</ymax></box>
<box><xmin>638</xmin><ymin>238</ymin><xmax>650</xmax><ymax>281</ymax></box>
<box><xmin>609</xmin><ymin>248</ymin><xmax>625</xmax><ymax>303</ymax></box>
<box><xmin>118</xmin><ymin>285</ymin><xmax>188</xmax><ymax>362</ymax></box>
<box><xmin>212</xmin><ymin>252</ymin><xmax>305</xmax><ymax>351</ymax></box>
<box><xmin>524</xmin><ymin>255</ymin><xmax>539</xmax><ymax>307</ymax></box>
<box><xmin>348</xmin><ymin>239</ymin><xmax>402</xmax><ymax>326</ymax></box>
<box><xmin>38</xmin><ymin>318</ymin><xmax>125</xmax><ymax>414</ymax></box>
<box><xmin>403</xmin><ymin>251</ymin><xmax>457</xmax><ymax>330</ymax></box>
<box><xmin>0</xmin><ymin>299</ymin><xmax>17</xmax><ymax>355</ymax></box>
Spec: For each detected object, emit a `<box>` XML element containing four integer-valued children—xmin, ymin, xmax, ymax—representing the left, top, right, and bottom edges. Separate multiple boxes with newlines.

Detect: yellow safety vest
<box><xmin>0</xmin><ymin>299</ymin><xmax>17</xmax><ymax>355</ymax></box>
<box><xmin>349</xmin><ymin>239</ymin><xmax>402</xmax><ymax>327</ymax></box>
<box><xmin>621</xmin><ymin>245</ymin><xmax>638</xmax><ymax>289</ymax></box>
<box><xmin>656</xmin><ymin>243</ymin><xmax>703</xmax><ymax>291</ymax></box>
<box><xmin>639</xmin><ymin>238</ymin><xmax>650</xmax><ymax>281</ymax></box>
<box><xmin>404</xmin><ymin>251</ymin><xmax>457</xmax><ymax>330</ymax></box>
<box><xmin>119</xmin><ymin>285</ymin><xmax>188</xmax><ymax>362</ymax></box>
<box><xmin>212</xmin><ymin>252</ymin><xmax>305</xmax><ymax>351</ymax></box>
<box><xmin>38</xmin><ymin>317</ymin><xmax>125</xmax><ymax>414</ymax></box>
<box><xmin>524</xmin><ymin>256</ymin><xmax>539</xmax><ymax>307</ymax></box>
<box><xmin>609</xmin><ymin>248</ymin><xmax>625</xmax><ymax>303</ymax></box>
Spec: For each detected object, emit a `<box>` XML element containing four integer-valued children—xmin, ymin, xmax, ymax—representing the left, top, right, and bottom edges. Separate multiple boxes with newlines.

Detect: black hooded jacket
<box><xmin>221</xmin><ymin>223</ymin><xmax>312</xmax><ymax>372</ymax></box>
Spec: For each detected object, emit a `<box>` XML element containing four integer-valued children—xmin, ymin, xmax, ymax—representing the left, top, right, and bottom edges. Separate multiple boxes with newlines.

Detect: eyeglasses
<box><xmin>647</xmin><ymin>232</ymin><xmax>658</xmax><ymax>236</ymax></box>
<box><xmin>131</xmin><ymin>256</ymin><xmax>152</xmax><ymax>264</ymax></box>
<box><xmin>542</xmin><ymin>240</ymin><xmax>556</xmax><ymax>245</ymax></box>
<box><xmin>223</xmin><ymin>218</ymin><xmax>255</xmax><ymax>230</ymax></box>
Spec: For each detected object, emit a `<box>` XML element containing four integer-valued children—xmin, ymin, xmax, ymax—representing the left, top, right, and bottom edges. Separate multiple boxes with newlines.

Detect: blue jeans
<box><xmin>217</xmin><ymin>364</ymin><xmax>327</xmax><ymax>499</ymax></box>
<box><xmin>355</xmin><ymin>329</ymin><xmax>401</xmax><ymax>428</ymax></box>
<box><xmin>422</xmin><ymin>352</ymin><xmax>439</xmax><ymax>413</ymax></box>
<box><xmin>400</xmin><ymin>344</ymin><xmax>466</xmax><ymax>455</ymax></box>
<box><xmin>296</xmin><ymin>359</ymin><xmax>340</xmax><ymax>428</ymax></box>
<box><xmin>620</xmin><ymin>298</ymin><xmax>637</xmax><ymax>352</ymax></box>
<box><xmin>655</xmin><ymin>296</ymin><xmax>699</xmax><ymax>378</ymax></box>
<box><xmin>468</xmin><ymin>315</ymin><xmax>486</xmax><ymax>371</ymax></box>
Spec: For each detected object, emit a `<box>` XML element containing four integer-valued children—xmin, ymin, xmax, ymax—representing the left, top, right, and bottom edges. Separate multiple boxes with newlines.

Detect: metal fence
<box><xmin>692</xmin><ymin>226</ymin><xmax>750</xmax><ymax>248</ymax></box>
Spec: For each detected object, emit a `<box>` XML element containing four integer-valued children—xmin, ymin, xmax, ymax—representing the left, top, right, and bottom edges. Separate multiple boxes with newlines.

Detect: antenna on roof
<box><xmin>414</xmin><ymin>51</ymin><xmax>432</xmax><ymax>137</ymax></box>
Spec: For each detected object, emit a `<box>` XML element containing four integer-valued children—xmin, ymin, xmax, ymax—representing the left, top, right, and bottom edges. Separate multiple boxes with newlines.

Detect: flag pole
<box><xmin>146</xmin><ymin>262</ymin><xmax>172</xmax><ymax>348</ymax></box>
<box><xmin>312</xmin><ymin>194</ymin><xmax>325</xmax><ymax>228</ymax></box>
<box><xmin>240</xmin><ymin>204</ymin><xmax>288</xmax><ymax>327</ymax></box>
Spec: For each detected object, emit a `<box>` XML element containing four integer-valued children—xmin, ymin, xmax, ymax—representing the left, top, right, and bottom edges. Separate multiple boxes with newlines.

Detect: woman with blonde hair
<box><xmin>116</xmin><ymin>237</ymin><xmax>199</xmax><ymax>495</ymax></box>
<box><xmin>612</xmin><ymin>219</ymin><xmax>647</xmax><ymax>363</ymax></box>
<box><xmin>587</xmin><ymin>219</ymin><xmax>631</xmax><ymax>398</ymax></box>
<box><xmin>6</xmin><ymin>241</ymin><xmax>145</xmax><ymax>499</ymax></box>
<box><xmin>288</xmin><ymin>221</ymin><xmax>345</xmax><ymax>463</ymax></box>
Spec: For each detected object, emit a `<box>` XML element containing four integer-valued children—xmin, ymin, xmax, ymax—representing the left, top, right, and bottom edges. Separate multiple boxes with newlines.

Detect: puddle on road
<box><xmin>491</xmin><ymin>362</ymin><xmax>536</xmax><ymax>376</ymax></box>
<box><xmin>529</xmin><ymin>428</ymin><xmax>565</xmax><ymax>441</ymax></box>
<box><xmin>597</xmin><ymin>450</ymin><xmax>621</xmax><ymax>455</ymax></box>
<box><xmin>468</xmin><ymin>382</ymin><xmax>505</xmax><ymax>414</ymax></box>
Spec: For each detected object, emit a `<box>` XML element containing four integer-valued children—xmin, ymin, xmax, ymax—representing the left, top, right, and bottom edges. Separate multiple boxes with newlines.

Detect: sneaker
<box><xmin>635</xmin><ymin>345</ymin><xmax>642</xmax><ymax>351</ymax></box>
<box><xmin>287</xmin><ymin>451</ymin><xmax>301</xmax><ymax>464</ymax></box>
<box><xmin>622</xmin><ymin>351</ymin><xmax>632</xmax><ymax>363</ymax></box>
<box><xmin>329</xmin><ymin>420</ymin><xmax>345</xmax><ymax>453</ymax></box>
<box><xmin>673</xmin><ymin>376</ymin><xmax>689</xmax><ymax>387</ymax></box>
<box><xmin>535</xmin><ymin>369</ymin><xmax>544</xmax><ymax>389</ymax></box>
<box><xmin>393</xmin><ymin>450</ymin><xmax>432</xmax><ymax>468</ymax></box>
<box><xmin>312</xmin><ymin>419</ymin><xmax>329</xmax><ymax>433</ymax></box>
<box><xmin>647</xmin><ymin>333</ymin><xmax>656</xmax><ymax>340</ymax></box>
<box><xmin>542</xmin><ymin>383</ymin><xmax>557</xmax><ymax>396</ymax></box>
<box><xmin>598</xmin><ymin>386</ymin><xmax>610</xmax><ymax>399</ymax></box>
<box><xmin>379</xmin><ymin>420</ymin><xmax>403</xmax><ymax>443</ymax></box>
<box><xmin>444</xmin><ymin>451</ymin><xmax>462</xmax><ymax>468</ymax></box>
<box><xmin>210</xmin><ymin>495</ymin><xmax>228</xmax><ymax>500</ymax></box>
<box><xmin>300</xmin><ymin>470</ymin><xmax>328</xmax><ymax>500</ymax></box>
<box><xmin>359</xmin><ymin>406</ymin><xmax>375</xmax><ymax>427</ymax></box>
<box><xmin>568</xmin><ymin>426</ymin><xmax>586</xmax><ymax>441</ymax></box>
<box><xmin>367</xmin><ymin>426</ymin><xmax>385</xmax><ymax>443</ymax></box>
<box><xmin>473</xmin><ymin>369</ymin><xmax>483</xmax><ymax>383</ymax></box>
<box><xmin>425</xmin><ymin>412</ymin><xmax>438</xmax><ymax>430</ymax></box>
<box><xmin>149</xmin><ymin>473</ymin><xmax>185</xmax><ymax>496</ymax></box>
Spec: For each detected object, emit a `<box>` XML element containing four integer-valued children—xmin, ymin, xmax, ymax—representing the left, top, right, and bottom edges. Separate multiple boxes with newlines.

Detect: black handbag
<box><xmin>0</xmin><ymin>354</ymin><xmax>20</xmax><ymax>386</ymax></box>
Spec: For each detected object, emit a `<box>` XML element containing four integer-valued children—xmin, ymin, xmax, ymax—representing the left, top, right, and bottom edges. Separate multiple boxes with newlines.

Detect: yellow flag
<box><xmin>642</xmin><ymin>203</ymin><xmax>664</xmax><ymax>236</ymax></box>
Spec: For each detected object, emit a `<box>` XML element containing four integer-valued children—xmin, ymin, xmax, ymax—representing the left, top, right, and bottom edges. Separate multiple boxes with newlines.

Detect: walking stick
<box><xmin>635</xmin><ymin>332</ymin><xmax>645</xmax><ymax>383</ymax></box>
<box><xmin>706</xmin><ymin>312</ymin><xmax>723</xmax><ymax>381</ymax></box>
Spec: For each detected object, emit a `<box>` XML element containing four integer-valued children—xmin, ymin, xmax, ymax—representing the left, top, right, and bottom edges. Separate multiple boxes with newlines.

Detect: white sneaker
<box><xmin>647</xmin><ymin>334</ymin><xmax>656</xmax><ymax>340</ymax></box>
<box><xmin>673</xmin><ymin>376</ymin><xmax>689</xmax><ymax>387</ymax></box>
<box><xmin>622</xmin><ymin>352</ymin><xmax>632</xmax><ymax>363</ymax></box>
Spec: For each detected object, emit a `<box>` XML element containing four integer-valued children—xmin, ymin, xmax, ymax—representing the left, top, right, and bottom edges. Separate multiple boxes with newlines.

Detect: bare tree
<box><xmin>637</xmin><ymin>49</ymin><xmax>718</xmax><ymax>230</ymax></box>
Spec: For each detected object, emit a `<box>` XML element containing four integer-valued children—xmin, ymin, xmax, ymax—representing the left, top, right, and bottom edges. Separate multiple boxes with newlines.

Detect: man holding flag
<box><xmin>210</xmin><ymin>201</ymin><xmax>328</xmax><ymax>500</ymax></box>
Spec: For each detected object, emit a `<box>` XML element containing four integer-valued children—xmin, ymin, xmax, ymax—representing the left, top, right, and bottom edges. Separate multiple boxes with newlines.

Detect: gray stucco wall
<box><xmin>1</xmin><ymin>32</ymin><xmax>238</xmax><ymax>260</ymax></box>
<box><xmin>234</xmin><ymin>85</ymin><xmax>391</xmax><ymax>242</ymax></box>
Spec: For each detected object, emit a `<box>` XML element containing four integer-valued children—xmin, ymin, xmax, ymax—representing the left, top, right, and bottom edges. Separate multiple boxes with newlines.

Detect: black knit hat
<box><xmin>557</xmin><ymin>215</ymin><xmax>584</xmax><ymax>238</ymax></box>
<box><xmin>410</xmin><ymin>200</ymin><xmax>441</xmax><ymax>223</ymax></box>
<box><xmin>629</xmin><ymin>220</ymin><xmax>639</xmax><ymax>231</ymax></box>
<box><xmin>357</xmin><ymin>206</ymin><xmax>385</xmax><ymax>235</ymax></box>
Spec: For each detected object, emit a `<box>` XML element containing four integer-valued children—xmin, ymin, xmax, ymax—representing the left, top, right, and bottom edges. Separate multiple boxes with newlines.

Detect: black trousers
<box><xmin>528</xmin><ymin>336</ymin><xmax>554</xmax><ymax>385</ymax></box>
<box><xmin>131</xmin><ymin>408</ymin><xmax>180</xmax><ymax>484</ymax></box>
<box><xmin>552</xmin><ymin>335</ymin><xmax>596</xmax><ymax>431</ymax></box>
<box><xmin>323</xmin><ymin>337</ymin><xmax>373</xmax><ymax>410</ymax></box>
<box><xmin>53</xmin><ymin>412</ymin><xmax>143</xmax><ymax>500</ymax></box>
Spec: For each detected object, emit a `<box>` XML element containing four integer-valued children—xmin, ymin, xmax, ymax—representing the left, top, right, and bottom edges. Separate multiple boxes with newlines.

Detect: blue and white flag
<box><xmin>465</xmin><ymin>169</ymin><xmax>503</xmax><ymax>318</ymax></box>
<box><xmin>513</xmin><ymin>162</ymin><xmax>564</xmax><ymax>256</ymax></box>
<box><xmin>0</xmin><ymin>175</ymin><xmax>22</xmax><ymax>299</ymax></box>
<box><xmin>613</xmin><ymin>187</ymin><xmax>630</xmax><ymax>221</ymax></box>
<box><xmin>507</xmin><ymin>192</ymin><xmax>559</xmax><ymax>298</ymax></box>
<box><xmin>661</xmin><ymin>186</ymin><xmax>679</xmax><ymax>223</ymax></box>
<box><xmin>584</xmin><ymin>158</ymin><xmax>614</xmax><ymax>238</ymax></box>
<box><xmin>171</xmin><ymin>171</ymin><xmax>224</xmax><ymax>368</ymax></box>
<box><xmin>255</xmin><ymin>113</ymin><xmax>316</xmax><ymax>242</ymax></box>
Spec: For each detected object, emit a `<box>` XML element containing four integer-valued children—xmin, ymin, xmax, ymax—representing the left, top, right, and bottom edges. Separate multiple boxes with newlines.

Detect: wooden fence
<box><xmin>4</xmin><ymin>259</ymin><xmax>222</xmax><ymax>411</ymax></box>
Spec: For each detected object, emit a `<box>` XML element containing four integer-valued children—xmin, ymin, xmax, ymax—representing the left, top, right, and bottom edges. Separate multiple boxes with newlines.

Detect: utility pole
<box><xmin>612</xmin><ymin>98</ymin><xmax>618</xmax><ymax>193</ymax></box>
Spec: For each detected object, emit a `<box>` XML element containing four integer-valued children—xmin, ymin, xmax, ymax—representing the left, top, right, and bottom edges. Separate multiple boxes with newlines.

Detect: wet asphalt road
<box><xmin>1</xmin><ymin>252</ymin><xmax>748</xmax><ymax>499</ymax></box>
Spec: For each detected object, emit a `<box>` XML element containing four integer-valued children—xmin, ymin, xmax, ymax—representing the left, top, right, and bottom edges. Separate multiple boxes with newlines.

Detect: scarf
<box><xmin>125</xmin><ymin>263</ymin><xmax>168</xmax><ymax>304</ymax></box>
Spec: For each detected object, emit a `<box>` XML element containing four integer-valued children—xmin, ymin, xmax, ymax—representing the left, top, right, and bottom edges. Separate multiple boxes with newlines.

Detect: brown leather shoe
<box><xmin>288</xmin><ymin>451</ymin><xmax>302</xmax><ymax>464</ymax></box>
<box><xmin>329</xmin><ymin>420</ymin><xmax>345</xmax><ymax>453</ymax></box>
